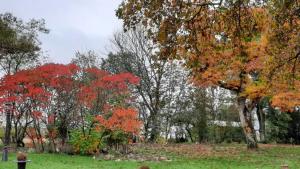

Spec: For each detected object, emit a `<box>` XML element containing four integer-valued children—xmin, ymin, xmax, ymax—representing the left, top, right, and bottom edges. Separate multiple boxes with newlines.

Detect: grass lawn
<box><xmin>1</xmin><ymin>144</ymin><xmax>300</xmax><ymax>169</ymax></box>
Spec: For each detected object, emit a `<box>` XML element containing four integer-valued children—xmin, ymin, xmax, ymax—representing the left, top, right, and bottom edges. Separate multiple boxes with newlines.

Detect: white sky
<box><xmin>0</xmin><ymin>0</ymin><xmax>123</xmax><ymax>63</ymax></box>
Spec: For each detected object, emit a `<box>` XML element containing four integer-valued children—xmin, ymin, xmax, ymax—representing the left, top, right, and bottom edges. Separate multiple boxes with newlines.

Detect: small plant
<box><xmin>70</xmin><ymin>130</ymin><xmax>101</xmax><ymax>155</ymax></box>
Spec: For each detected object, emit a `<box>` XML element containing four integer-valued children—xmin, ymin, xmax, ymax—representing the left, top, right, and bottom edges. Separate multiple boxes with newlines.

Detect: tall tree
<box><xmin>102</xmin><ymin>27</ymin><xmax>191</xmax><ymax>142</ymax></box>
<box><xmin>0</xmin><ymin>12</ymin><xmax>48</xmax><ymax>146</ymax></box>
<box><xmin>0</xmin><ymin>13</ymin><xmax>49</xmax><ymax>74</ymax></box>
<box><xmin>117</xmin><ymin>0</ymin><xmax>300</xmax><ymax>149</ymax></box>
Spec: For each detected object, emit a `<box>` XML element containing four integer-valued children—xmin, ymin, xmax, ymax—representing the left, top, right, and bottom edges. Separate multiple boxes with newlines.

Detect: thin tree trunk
<box><xmin>165</xmin><ymin>116</ymin><xmax>171</xmax><ymax>140</ymax></box>
<box><xmin>4</xmin><ymin>105</ymin><xmax>12</xmax><ymax>145</ymax></box>
<box><xmin>35</xmin><ymin>120</ymin><xmax>45</xmax><ymax>152</ymax></box>
<box><xmin>198</xmin><ymin>109</ymin><xmax>208</xmax><ymax>143</ymax></box>
<box><xmin>185</xmin><ymin>126</ymin><xmax>194</xmax><ymax>142</ymax></box>
<box><xmin>256</xmin><ymin>103</ymin><xmax>266</xmax><ymax>143</ymax></box>
<box><xmin>237</xmin><ymin>97</ymin><xmax>258</xmax><ymax>149</ymax></box>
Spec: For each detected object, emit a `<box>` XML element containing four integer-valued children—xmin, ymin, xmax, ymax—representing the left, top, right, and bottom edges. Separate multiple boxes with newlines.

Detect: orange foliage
<box><xmin>272</xmin><ymin>92</ymin><xmax>300</xmax><ymax>112</ymax></box>
<box><xmin>95</xmin><ymin>107</ymin><xmax>141</xmax><ymax>135</ymax></box>
<box><xmin>118</xmin><ymin>1</ymin><xmax>300</xmax><ymax>111</ymax></box>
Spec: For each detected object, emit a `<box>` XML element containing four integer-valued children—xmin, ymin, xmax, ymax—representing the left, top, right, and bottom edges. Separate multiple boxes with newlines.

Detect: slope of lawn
<box><xmin>1</xmin><ymin>144</ymin><xmax>300</xmax><ymax>169</ymax></box>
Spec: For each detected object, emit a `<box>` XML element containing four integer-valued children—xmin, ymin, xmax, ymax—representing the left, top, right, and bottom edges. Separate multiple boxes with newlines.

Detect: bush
<box><xmin>265</xmin><ymin>109</ymin><xmax>291</xmax><ymax>143</ymax></box>
<box><xmin>156</xmin><ymin>136</ymin><xmax>167</xmax><ymax>144</ymax></box>
<box><xmin>102</xmin><ymin>129</ymin><xmax>129</xmax><ymax>146</ymax></box>
<box><xmin>70</xmin><ymin>130</ymin><xmax>101</xmax><ymax>155</ymax></box>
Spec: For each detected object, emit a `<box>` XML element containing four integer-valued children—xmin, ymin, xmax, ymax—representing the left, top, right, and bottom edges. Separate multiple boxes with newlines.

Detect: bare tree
<box><xmin>71</xmin><ymin>50</ymin><xmax>100</xmax><ymax>69</ymax></box>
<box><xmin>102</xmin><ymin>27</ymin><xmax>191</xmax><ymax>142</ymax></box>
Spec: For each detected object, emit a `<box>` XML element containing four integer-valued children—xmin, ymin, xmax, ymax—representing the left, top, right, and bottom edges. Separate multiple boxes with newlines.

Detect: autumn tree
<box><xmin>0</xmin><ymin>12</ymin><xmax>48</xmax><ymax>146</ymax></box>
<box><xmin>76</xmin><ymin>67</ymin><xmax>140</xmax><ymax>134</ymax></box>
<box><xmin>40</xmin><ymin>64</ymin><xmax>80</xmax><ymax>147</ymax></box>
<box><xmin>117</xmin><ymin>0</ymin><xmax>300</xmax><ymax>149</ymax></box>
<box><xmin>0</xmin><ymin>64</ymin><xmax>79</xmax><ymax>149</ymax></box>
<box><xmin>102</xmin><ymin>27</ymin><xmax>191</xmax><ymax>142</ymax></box>
<box><xmin>0</xmin><ymin>63</ymin><xmax>141</xmax><ymax>152</ymax></box>
<box><xmin>69</xmin><ymin>65</ymin><xmax>140</xmax><ymax>153</ymax></box>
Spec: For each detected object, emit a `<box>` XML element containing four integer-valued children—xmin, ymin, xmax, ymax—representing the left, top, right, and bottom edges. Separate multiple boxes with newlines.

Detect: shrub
<box><xmin>265</xmin><ymin>108</ymin><xmax>292</xmax><ymax>143</ymax></box>
<box><xmin>70</xmin><ymin>130</ymin><xmax>101</xmax><ymax>155</ymax></box>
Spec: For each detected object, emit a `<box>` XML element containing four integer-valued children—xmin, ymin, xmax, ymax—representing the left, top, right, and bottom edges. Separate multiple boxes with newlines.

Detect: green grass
<box><xmin>1</xmin><ymin>145</ymin><xmax>300</xmax><ymax>169</ymax></box>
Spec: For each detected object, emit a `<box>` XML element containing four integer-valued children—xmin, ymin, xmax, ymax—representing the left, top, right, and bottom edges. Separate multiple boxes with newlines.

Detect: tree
<box><xmin>0</xmin><ymin>63</ymin><xmax>141</xmax><ymax>152</ymax></box>
<box><xmin>70</xmin><ymin>66</ymin><xmax>140</xmax><ymax>154</ymax></box>
<box><xmin>102</xmin><ymin>27</ymin><xmax>191</xmax><ymax>142</ymax></box>
<box><xmin>0</xmin><ymin>64</ymin><xmax>78</xmax><ymax>149</ymax></box>
<box><xmin>172</xmin><ymin>86</ymin><xmax>239</xmax><ymax>143</ymax></box>
<box><xmin>117</xmin><ymin>0</ymin><xmax>300</xmax><ymax>149</ymax></box>
<box><xmin>0</xmin><ymin>12</ymin><xmax>48</xmax><ymax>146</ymax></box>
<box><xmin>0</xmin><ymin>13</ymin><xmax>49</xmax><ymax>74</ymax></box>
<box><xmin>71</xmin><ymin>50</ymin><xmax>100</xmax><ymax>69</ymax></box>
<box><xmin>172</xmin><ymin>87</ymin><xmax>209</xmax><ymax>143</ymax></box>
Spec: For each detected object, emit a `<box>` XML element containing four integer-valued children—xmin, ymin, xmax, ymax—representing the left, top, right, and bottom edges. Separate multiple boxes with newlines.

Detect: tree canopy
<box><xmin>117</xmin><ymin>0</ymin><xmax>300</xmax><ymax>148</ymax></box>
<box><xmin>117</xmin><ymin>0</ymin><xmax>300</xmax><ymax>110</ymax></box>
<box><xmin>0</xmin><ymin>13</ymin><xmax>49</xmax><ymax>72</ymax></box>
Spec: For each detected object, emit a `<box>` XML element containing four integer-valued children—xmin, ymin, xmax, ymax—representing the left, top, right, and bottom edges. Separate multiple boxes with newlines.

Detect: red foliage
<box><xmin>77</xmin><ymin>70</ymin><xmax>140</xmax><ymax>108</ymax></box>
<box><xmin>47</xmin><ymin>114</ymin><xmax>55</xmax><ymax>124</ymax></box>
<box><xmin>0</xmin><ymin>63</ymin><xmax>80</xmax><ymax>119</ymax></box>
<box><xmin>32</xmin><ymin>111</ymin><xmax>43</xmax><ymax>119</ymax></box>
<box><xmin>95</xmin><ymin>107</ymin><xmax>141</xmax><ymax>135</ymax></box>
<box><xmin>0</xmin><ymin>63</ymin><xmax>141</xmax><ymax>138</ymax></box>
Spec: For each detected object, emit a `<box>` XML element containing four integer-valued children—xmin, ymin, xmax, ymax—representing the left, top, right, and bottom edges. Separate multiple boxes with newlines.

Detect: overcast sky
<box><xmin>0</xmin><ymin>0</ymin><xmax>123</xmax><ymax>63</ymax></box>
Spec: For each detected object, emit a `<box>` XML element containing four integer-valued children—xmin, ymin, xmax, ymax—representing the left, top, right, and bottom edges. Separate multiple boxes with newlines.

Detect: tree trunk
<box><xmin>58</xmin><ymin>115</ymin><xmax>69</xmax><ymax>146</ymax></box>
<box><xmin>149</xmin><ymin>112</ymin><xmax>159</xmax><ymax>142</ymax></box>
<box><xmin>198</xmin><ymin>109</ymin><xmax>208</xmax><ymax>143</ymax></box>
<box><xmin>143</xmin><ymin>122</ymin><xmax>150</xmax><ymax>140</ymax></box>
<box><xmin>256</xmin><ymin>103</ymin><xmax>266</xmax><ymax>143</ymax></box>
<box><xmin>237</xmin><ymin>97</ymin><xmax>258</xmax><ymax>149</ymax></box>
<box><xmin>16</xmin><ymin>125</ymin><xmax>26</xmax><ymax>148</ymax></box>
<box><xmin>149</xmin><ymin>126</ymin><xmax>159</xmax><ymax>142</ymax></box>
<box><xmin>34</xmin><ymin>120</ymin><xmax>44</xmax><ymax>152</ymax></box>
<box><xmin>4</xmin><ymin>106</ymin><xmax>12</xmax><ymax>145</ymax></box>
<box><xmin>164</xmin><ymin>116</ymin><xmax>170</xmax><ymax>140</ymax></box>
<box><xmin>185</xmin><ymin>125</ymin><xmax>194</xmax><ymax>142</ymax></box>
